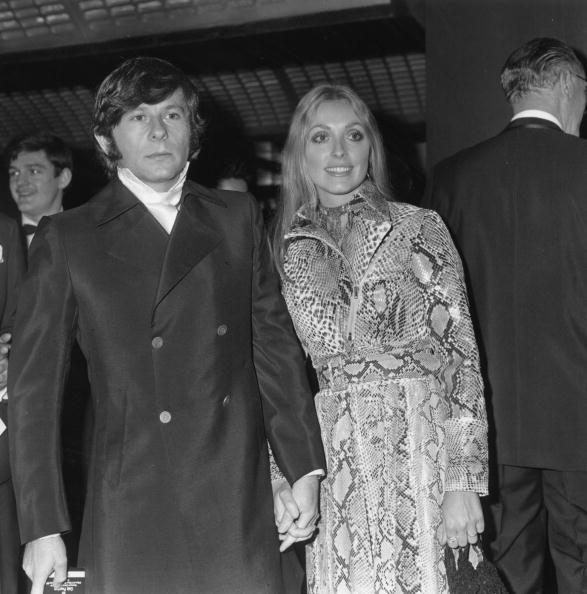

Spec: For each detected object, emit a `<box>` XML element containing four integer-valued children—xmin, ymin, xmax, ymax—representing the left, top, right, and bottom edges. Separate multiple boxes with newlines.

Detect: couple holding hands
<box><xmin>8</xmin><ymin>55</ymin><xmax>486</xmax><ymax>594</ymax></box>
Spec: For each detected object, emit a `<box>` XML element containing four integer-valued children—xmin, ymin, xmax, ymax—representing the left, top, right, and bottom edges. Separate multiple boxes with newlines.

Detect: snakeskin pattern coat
<box><xmin>281</xmin><ymin>183</ymin><xmax>488</xmax><ymax>594</ymax></box>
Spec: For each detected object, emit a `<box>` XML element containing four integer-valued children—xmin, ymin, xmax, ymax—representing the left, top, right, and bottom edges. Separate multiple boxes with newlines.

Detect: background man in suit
<box><xmin>6</xmin><ymin>132</ymin><xmax>88</xmax><ymax>567</ymax></box>
<box><xmin>6</xmin><ymin>132</ymin><xmax>72</xmax><ymax>249</ymax></box>
<box><xmin>0</xmin><ymin>213</ymin><xmax>25</xmax><ymax>593</ymax></box>
<box><xmin>8</xmin><ymin>56</ymin><xmax>325</xmax><ymax>594</ymax></box>
<box><xmin>424</xmin><ymin>38</ymin><xmax>587</xmax><ymax>593</ymax></box>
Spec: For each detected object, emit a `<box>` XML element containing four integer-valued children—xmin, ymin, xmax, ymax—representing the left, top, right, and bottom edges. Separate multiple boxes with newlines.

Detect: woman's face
<box><xmin>304</xmin><ymin>99</ymin><xmax>371</xmax><ymax>207</ymax></box>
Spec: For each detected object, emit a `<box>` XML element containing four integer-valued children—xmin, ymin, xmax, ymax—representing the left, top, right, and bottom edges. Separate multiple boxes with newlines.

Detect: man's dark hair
<box><xmin>4</xmin><ymin>132</ymin><xmax>73</xmax><ymax>175</ymax></box>
<box><xmin>93</xmin><ymin>56</ymin><xmax>205</xmax><ymax>174</ymax></box>
<box><xmin>500</xmin><ymin>37</ymin><xmax>583</xmax><ymax>103</ymax></box>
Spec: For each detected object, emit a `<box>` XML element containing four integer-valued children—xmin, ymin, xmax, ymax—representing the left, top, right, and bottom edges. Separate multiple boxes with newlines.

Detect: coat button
<box><xmin>222</xmin><ymin>395</ymin><xmax>231</xmax><ymax>407</ymax></box>
<box><xmin>217</xmin><ymin>324</ymin><xmax>228</xmax><ymax>336</ymax></box>
<box><xmin>159</xmin><ymin>410</ymin><xmax>171</xmax><ymax>423</ymax></box>
<box><xmin>152</xmin><ymin>336</ymin><xmax>163</xmax><ymax>349</ymax></box>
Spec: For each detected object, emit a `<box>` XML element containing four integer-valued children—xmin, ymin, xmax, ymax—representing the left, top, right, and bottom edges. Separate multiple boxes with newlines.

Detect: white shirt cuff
<box><xmin>303</xmin><ymin>469</ymin><xmax>325</xmax><ymax>478</ymax></box>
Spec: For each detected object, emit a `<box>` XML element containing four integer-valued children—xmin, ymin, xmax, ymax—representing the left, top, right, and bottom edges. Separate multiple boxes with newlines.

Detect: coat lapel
<box><xmin>97</xmin><ymin>181</ymin><xmax>169</xmax><ymax>279</ymax></box>
<box><xmin>154</xmin><ymin>184</ymin><xmax>224</xmax><ymax>311</ymax></box>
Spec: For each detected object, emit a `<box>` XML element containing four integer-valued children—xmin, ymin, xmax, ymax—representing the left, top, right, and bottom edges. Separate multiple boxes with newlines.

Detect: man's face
<box><xmin>106</xmin><ymin>88</ymin><xmax>191</xmax><ymax>191</ymax></box>
<box><xmin>9</xmin><ymin>150</ymin><xmax>70</xmax><ymax>222</ymax></box>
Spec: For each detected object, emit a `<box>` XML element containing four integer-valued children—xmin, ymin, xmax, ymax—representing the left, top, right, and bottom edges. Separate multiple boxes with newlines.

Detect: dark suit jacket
<box><xmin>9</xmin><ymin>179</ymin><xmax>325</xmax><ymax>594</ymax></box>
<box><xmin>424</xmin><ymin>117</ymin><xmax>587</xmax><ymax>471</ymax></box>
<box><xmin>0</xmin><ymin>213</ymin><xmax>25</xmax><ymax>484</ymax></box>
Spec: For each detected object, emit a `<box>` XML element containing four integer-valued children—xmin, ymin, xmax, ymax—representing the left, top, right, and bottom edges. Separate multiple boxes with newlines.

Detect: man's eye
<box><xmin>130</xmin><ymin>114</ymin><xmax>145</xmax><ymax>121</ymax></box>
<box><xmin>166</xmin><ymin>112</ymin><xmax>182</xmax><ymax>120</ymax></box>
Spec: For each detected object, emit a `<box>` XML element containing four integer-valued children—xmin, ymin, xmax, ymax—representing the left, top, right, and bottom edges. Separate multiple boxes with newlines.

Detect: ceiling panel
<box><xmin>0</xmin><ymin>51</ymin><xmax>425</xmax><ymax>149</ymax></box>
<box><xmin>0</xmin><ymin>0</ymin><xmax>390</xmax><ymax>54</ymax></box>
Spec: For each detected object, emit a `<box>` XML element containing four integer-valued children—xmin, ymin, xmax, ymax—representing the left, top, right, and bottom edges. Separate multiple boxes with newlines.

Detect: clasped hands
<box><xmin>273</xmin><ymin>474</ymin><xmax>320</xmax><ymax>552</ymax></box>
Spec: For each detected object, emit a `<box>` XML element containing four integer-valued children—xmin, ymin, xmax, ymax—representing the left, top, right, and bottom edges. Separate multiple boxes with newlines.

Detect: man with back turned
<box><xmin>8</xmin><ymin>57</ymin><xmax>325</xmax><ymax>594</ymax></box>
<box><xmin>424</xmin><ymin>37</ymin><xmax>587</xmax><ymax>593</ymax></box>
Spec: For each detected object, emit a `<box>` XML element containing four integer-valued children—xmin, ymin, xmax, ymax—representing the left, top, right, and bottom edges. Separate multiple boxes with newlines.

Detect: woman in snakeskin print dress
<box><xmin>272</xmin><ymin>85</ymin><xmax>489</xmax><ymax>593</ymax></box>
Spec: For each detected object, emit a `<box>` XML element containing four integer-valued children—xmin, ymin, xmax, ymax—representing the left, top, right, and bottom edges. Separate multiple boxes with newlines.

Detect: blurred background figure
<box><xmin>6</xmin><ymin>132</ymin><xmax>72</xmax><ymax>250</ymax></box>
<box><xmin>216</xmin><ymin>159</ymin><xmax>251</xmax><ymax>192</ymax></box>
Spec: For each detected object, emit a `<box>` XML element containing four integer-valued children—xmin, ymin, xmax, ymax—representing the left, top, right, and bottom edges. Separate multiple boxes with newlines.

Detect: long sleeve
<box><xmin>419</xmin><ymin>210</ymin><xmax>488</xmax><ymax>495</ymax></box>
<box><xmin>8</xmin><ymin>217</ymin><xmax>76</xmax><ymax>543</ymax></box>
<box><xmin>248</xmin><ymin>196</ymin><xmax>325</xmax><ymax>485</ymax></box>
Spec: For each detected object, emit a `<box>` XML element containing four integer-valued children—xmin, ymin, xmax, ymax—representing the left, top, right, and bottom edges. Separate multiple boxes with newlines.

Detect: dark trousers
<box><xmin>0</xmin><ymin>478</ymin><xmax>20</xmax><ymax>594</ymax></box>
<box><xmin>492</xmin><ymin>465</ymin><xmax>587</xmax><ymax>594</ymax></box>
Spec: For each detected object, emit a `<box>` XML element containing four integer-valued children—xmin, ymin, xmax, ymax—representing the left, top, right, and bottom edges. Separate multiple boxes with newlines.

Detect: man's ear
<box><xmin>58</xmin><ymin>167</ymin><xmax>72</xmax><ymax>191</ymax></box>
<box><xmin>560</xmin><ymin>70</ymin><xmax>573</xmax><ymax>97</ymax></box>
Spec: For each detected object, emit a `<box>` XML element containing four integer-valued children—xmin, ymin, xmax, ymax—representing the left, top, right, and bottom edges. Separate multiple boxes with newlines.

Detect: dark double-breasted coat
<box><xmin>424</xmin><ymin>118</ymin><xmax>587</xmax><ymax>471</ymax></box>
<box><xmin>9</xmin><ymin>179</ymin><xmax>325</xmax><ymax>594</ymax></box>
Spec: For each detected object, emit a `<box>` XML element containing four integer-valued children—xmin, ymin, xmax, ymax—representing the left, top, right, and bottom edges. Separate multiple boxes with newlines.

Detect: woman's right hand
<box><xmin>439</xmin><ymin>491</ymin><xmax>484</xmax><ymax>548</ymax></box>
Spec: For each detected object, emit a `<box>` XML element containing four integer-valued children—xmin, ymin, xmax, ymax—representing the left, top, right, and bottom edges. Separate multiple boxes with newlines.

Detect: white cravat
<box><xmin>117</xmin><ymin>164</ymin><xmax>189</xmax><ymax>234</ymax></box>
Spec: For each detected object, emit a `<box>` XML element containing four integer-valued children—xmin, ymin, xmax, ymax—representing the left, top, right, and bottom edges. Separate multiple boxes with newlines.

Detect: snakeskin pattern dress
<box><xmin>281</xmin><ymin>183</ymin><xmax>488</xmax><ymax>594</ymax></box>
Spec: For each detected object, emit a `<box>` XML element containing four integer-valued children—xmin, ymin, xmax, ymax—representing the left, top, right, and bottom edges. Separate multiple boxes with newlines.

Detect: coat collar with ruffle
<box><xmin>285</xmin><ymin>181</ymin><xmax>392</xmax><ymax>246</ymax></box>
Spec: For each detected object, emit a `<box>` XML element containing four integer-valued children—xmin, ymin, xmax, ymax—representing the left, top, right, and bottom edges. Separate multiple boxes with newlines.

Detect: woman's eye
<box><xmin>311</xmin><ymin>132</ymin><xmax>329</xmax><ymax>143</ymax></box>
<box><xmin>348</xmin><ymin>129</ymin><xmax>364</xmax><ymax>141</ymax></box>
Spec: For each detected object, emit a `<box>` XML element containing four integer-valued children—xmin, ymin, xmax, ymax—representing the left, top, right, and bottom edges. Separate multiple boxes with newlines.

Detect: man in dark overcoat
<box><xmin>8</xmin><ymin>57</ymin><xmax>325</xmax><ymax>594</ymax></box>
<box><xmin>0</xmin><ymin>213</ymin><xmax>25</xmax><ymax>593</ymax></box>
<box><xmin>424</xmin><ymin>38</ymin><xmax>587</xmax><ymax>593</ymax></box>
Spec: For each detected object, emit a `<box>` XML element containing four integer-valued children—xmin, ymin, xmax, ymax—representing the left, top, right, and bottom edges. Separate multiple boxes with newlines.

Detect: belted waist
<box><xmin>314</xmin><ymin>351</ymin><xmax>426</xmax><ymax>392</ymax></box>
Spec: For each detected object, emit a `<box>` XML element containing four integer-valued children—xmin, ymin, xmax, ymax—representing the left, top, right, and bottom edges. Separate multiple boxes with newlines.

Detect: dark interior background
<box><xmin>0</xmin><ymin>0</ymin><xmax>427</xmax><ymax>217</ymax></box>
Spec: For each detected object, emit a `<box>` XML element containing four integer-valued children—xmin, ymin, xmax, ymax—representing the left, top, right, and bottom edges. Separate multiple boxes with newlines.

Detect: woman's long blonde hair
<box><xmin>271</xmin><ymin>84</ymin><xmax>391</xmax><ymax>274</ymax></box>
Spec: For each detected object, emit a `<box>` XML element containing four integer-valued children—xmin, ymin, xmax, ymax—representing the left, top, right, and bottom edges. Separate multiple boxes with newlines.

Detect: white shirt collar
<box><xmin>117</xmin><ymin>164</ymin><xmax>189</xmax><ymax>208</ymax></box>
<box><xmin>21</xmin><ymin>208</ymin><xmax>63</xmax><ymax>228</ymax></box>
<box><xmin>511</xmin><ymin>109</ymin><xmax>562</xmax><ymax>129</ymax></box>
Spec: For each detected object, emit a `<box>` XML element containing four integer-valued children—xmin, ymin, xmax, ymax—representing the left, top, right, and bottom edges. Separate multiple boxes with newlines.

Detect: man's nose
<box><xmin>150</xmin><ymin>117</ymin><xmax>168</xmax><ymax>140</ymax></box>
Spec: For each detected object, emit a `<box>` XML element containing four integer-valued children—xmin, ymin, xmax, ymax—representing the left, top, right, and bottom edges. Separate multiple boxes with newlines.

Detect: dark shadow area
<box><xmin>189</xmin><ymin>102</ymin><xmax>257</xmax><ymax>190</ymax></box>
<box><xmin>376</xmin><ymin>113</ymin><xmax>425</xmax><ymax>205</ymax></box>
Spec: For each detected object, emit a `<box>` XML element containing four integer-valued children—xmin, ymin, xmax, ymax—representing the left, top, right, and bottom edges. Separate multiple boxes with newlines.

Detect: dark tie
<box><xmin>22</xmin><ymin>224</ymin><xmax>37</xmax><ymax>235</ymax></box>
